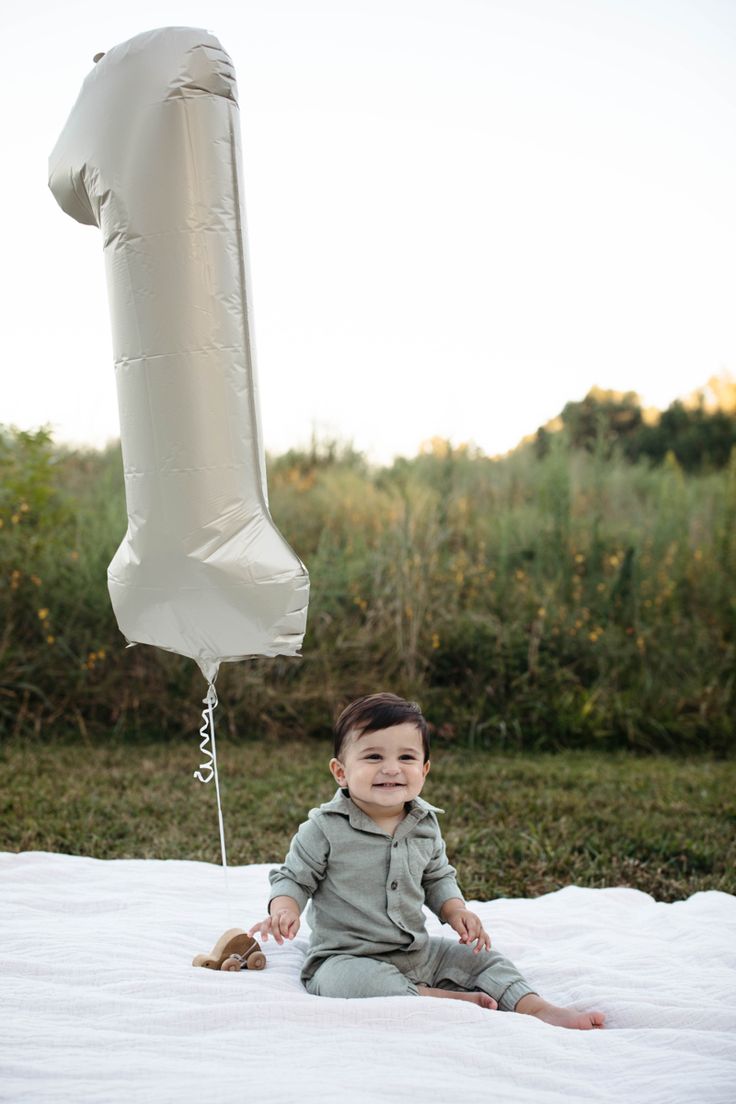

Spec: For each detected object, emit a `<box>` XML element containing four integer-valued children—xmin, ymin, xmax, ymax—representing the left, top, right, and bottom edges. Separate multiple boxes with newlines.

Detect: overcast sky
<box><xmin>4</xmin><ymin>0</ymin><xmax>735</xmax><ymax>463</ymax></box>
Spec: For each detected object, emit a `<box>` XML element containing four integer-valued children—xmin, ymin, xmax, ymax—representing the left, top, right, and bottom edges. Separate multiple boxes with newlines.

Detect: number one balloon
<box><xmin>48</xmin><ymin>27</ymin><xmax>309</xmax><ymax>862</ymax></box>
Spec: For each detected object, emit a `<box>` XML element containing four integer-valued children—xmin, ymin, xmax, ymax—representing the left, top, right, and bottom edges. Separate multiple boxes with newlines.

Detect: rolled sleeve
<box><xmin>422</xmin><ymin>835</ymin><xmax>463</xmax><ymax>919</ymax></box>
<box><xmin>268</xmin><ymin>818</ymin><xmax>329</xmax><ymax>914</ymax></box>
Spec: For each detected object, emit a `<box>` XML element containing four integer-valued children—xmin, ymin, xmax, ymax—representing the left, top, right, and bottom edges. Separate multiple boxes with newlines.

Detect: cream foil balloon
<box><xmin>48</xmin><ymin>27</ymin><xmax>309</xmax><ymax>684</ymax></box>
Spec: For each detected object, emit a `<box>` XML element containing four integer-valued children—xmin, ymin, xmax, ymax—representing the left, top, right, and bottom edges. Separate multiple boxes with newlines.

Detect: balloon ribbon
<box><xmin>193</xmin><ymin>683</ymin><xmax>232</xmax><ymax>922</ymax></box>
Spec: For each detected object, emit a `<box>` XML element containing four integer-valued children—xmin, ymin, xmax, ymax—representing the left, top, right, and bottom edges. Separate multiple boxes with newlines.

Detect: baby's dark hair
<box><xmin>333</xmin><ymin>692</ymin><xmax>430</xmax><ymax>763</ymax></box>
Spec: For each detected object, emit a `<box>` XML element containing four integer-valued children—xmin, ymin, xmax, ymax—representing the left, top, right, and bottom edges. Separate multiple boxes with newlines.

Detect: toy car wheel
<box><xmin>221</xmin><ymin>955</ymin><xmax>244</xmax><ymax>971</ymax></box>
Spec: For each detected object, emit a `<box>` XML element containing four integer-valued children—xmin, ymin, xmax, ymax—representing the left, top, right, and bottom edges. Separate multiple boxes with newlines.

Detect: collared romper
<box><xmin>268</xmin><ymin>788</ymin><xmax>535</xmax><ymax>1010</ymax></box>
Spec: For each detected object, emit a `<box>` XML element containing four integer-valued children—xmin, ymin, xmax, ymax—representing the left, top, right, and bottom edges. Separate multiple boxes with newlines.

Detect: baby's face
<box><xmin>329</xmin><ymin>722</ymin><xmax>430</xmax><ymax>814</ymax></box>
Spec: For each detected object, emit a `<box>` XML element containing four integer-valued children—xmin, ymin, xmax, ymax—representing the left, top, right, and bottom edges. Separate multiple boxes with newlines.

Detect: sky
<box><xmin>3</xmin><ymin>0</ymin><xmax>736</xmax><ymax>463</ymax></box>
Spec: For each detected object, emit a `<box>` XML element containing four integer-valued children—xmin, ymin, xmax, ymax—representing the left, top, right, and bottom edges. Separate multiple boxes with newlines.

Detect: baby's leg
<box><xmin>428</xmin><ymin>941</ymin><xmax>534</xmax><ymax>1012</ymax></box>
<box><xmin>416</xmin><ymin>984</ymin><xmax>497</xmax><ymax>1010</ymax></box>
<box><xmin>304</xmin><ymin>954</ymin><xmax>419</xmax><ymax>998</ymax></box>
<box><xmin>428</xmin><ymin>939</ymin><xmax>605</xmax><ymax>1029</ymax></box>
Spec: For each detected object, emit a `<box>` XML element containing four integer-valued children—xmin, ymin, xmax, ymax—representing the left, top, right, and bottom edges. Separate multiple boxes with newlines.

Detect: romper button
<box><xmin>390</xmin><ymin>880</ymin><xmax>398</xmax><ymax>890</ymax></box>
<box><xmin>393</xmin><ymin>842</ymin><xmax>398</xmax><ymax>848</ymax></box>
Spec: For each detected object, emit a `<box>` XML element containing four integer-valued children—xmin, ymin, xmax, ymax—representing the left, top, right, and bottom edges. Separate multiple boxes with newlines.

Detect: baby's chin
<box><xmin>370</xmin><ymin>783</ymin><xmax>423</xmax><ymax>801</ymax></box>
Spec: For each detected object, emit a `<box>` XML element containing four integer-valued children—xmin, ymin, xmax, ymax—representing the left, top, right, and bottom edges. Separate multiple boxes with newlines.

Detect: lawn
<box><xmin>3</xmin><ymin>740</ymin><xmax>733</xmax><ymax>904</ymax></box>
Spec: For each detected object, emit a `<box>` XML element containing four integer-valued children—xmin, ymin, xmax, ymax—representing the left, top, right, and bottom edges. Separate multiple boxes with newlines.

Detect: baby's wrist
<box><xmin>268</xmin><ymin>894</ymin><xmax>300</xmax><ymax>917</ymax></box>
<box><xmin>439</xmin><ymin>897</ymin><xmax>467</xmax><ymax>922</ymax></box>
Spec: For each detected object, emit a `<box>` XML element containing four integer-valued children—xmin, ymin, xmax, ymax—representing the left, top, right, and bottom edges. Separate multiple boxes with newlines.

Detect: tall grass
<box><xmin>1</xmin><ymin>426</ymin><xmax>734</xmax><ymax>750</ymax></box>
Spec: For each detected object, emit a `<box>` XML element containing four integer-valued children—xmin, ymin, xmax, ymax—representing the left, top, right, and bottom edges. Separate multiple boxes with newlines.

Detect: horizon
<box><xmin>12</xmin><ymin>371</ymin><xmax>734</xmax><ymax>467</ymax></box>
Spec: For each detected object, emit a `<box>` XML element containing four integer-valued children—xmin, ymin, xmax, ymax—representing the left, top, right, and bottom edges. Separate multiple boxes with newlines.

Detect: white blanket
<box><xmin>2</xmin><ymin>852</ymin><xmax>734</xmax><ymax>1103</ymax></box>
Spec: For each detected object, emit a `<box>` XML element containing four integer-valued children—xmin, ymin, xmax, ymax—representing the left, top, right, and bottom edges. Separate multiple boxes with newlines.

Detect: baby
<box><xmin>249</xmin><ymin>692</ymin><xmax>605</xmax><ymax>1028</ymax></box>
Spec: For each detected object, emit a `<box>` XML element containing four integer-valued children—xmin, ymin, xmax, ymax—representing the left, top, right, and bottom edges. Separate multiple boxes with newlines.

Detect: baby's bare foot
<box><xmin>515</xmin><ymin>994</ymin><xmax>605</xmax><ymax>1029</ymax></box>
<box><xmin>418</xmin><ymin>984</ymin><xmax>497</xmax><ymax>1010</ymax></box>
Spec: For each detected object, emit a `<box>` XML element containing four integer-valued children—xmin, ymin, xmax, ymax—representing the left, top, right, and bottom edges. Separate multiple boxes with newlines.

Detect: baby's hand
<box><xmin>248</xmin><ymin>909</ymin><xmax>300</xmax><ymax>946</ymax></box>
<box><xmin>448</xmin><ymin>909</ymin><xmax>491</xmax><ymax>953</ymax></box>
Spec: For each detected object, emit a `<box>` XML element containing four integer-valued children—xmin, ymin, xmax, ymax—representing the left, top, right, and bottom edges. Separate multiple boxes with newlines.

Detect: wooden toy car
<box><xmin>192</xmin><ymin>928</ymin><xmax>266</xmax><ymax>971</ymax></box>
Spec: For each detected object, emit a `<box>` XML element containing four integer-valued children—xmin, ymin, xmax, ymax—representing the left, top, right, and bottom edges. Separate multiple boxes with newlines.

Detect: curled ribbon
<box><xmin>193</xmin><ymin>683</ymin><xmax>218</xmax><ymax>784</ymax></box>
<box><xmin>191</xmin><ymin>681</ymin><xmax>230</xmax><ymax>878</ymax></box>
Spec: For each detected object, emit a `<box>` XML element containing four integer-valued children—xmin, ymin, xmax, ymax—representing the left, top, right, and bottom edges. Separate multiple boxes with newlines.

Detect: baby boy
<box><xmin>249</xmin><ymin>692</ymin><xmax>605</xmax><ymax>1028</ymax></box>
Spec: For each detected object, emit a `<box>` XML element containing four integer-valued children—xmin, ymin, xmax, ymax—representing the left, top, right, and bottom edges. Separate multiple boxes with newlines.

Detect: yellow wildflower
<box><xmin>37</xmin><ymin>608</ymin><xmax>49</xmax><ymax>621</ymax></box>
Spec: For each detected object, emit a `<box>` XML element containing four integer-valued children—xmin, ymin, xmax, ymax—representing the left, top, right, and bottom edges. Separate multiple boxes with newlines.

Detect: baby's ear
<box><xmin>329</xmin><ymin>757</ymin><xmax>345</xmax><ymax>784</ymax></box>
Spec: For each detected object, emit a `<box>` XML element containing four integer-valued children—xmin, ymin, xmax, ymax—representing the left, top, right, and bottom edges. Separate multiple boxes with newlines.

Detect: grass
<box><xmin>3</xmin><ymin>427</ymin><xmax>735</xmax><ymax>751</ymax></box>
<box><xmin>2</xmin><ymin>740</ymin><xmax>733</xmax><ymax>904</ymax></box>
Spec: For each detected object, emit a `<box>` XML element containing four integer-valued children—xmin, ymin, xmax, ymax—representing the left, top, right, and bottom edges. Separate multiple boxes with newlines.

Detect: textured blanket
<box><xmin>2</xmin><ymin>852</ymin><xmax>734</xmax><ymax>1103</ymax></box>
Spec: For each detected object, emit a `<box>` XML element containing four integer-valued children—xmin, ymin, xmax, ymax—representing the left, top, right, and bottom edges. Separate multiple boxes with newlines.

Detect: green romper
<box><xmin>268</xmin><ymin>788</ymin><xmax>535</xmax><ymax>1010</ymax></box>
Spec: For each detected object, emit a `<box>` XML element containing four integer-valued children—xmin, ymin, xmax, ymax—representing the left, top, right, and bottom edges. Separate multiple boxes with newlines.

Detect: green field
<box><xmin>3</xmin><ymin>741</ymin><xmax>733</xmax><ymax>903</ymax></box>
